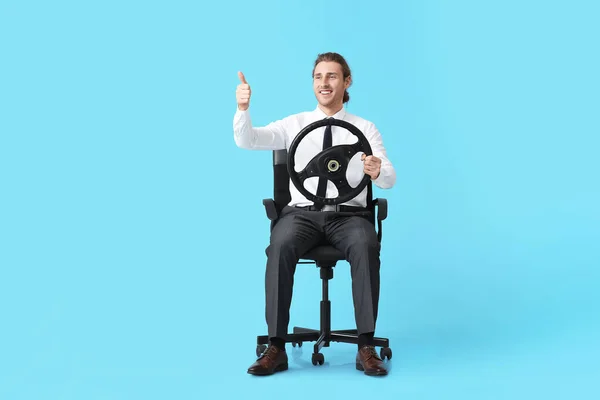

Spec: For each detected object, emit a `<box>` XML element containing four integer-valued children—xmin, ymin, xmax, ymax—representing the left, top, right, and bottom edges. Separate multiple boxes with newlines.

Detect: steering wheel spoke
<box><xmin>296</xmin><ymin>169</ymin><xmax>310</xmax><ymax>183</ymax></box>
<box><xmin>332</xmin><ymin>178</ymin><xmax>352</xmax><ymax>197</ymax></box>
<box><xmin>351</xmin><ymin>141</ymin><xmax>365</xmax><ymax>156</ymax></box>
<box><xmin>297</xmin><ymin>160</ymin><xmax>320</xmax><ymax>182</ymax></box>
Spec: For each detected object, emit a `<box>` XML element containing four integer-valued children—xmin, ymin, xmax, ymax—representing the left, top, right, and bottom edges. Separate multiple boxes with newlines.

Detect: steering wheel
<box><xmin>287</xmin><ymin>118</ymin><xmax>373</xmax><ymax>206</ymax></box>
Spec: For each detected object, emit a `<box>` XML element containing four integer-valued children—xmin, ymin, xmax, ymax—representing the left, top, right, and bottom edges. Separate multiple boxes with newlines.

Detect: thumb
<box><xmin>238</xmin><ymin>71</ymin><xmax>247</xmax><ymax>84</ymax></box>
<box><xmin>361</xmin><ymin>153</ymin><xmax>366</xmax><ymax>161</ymax></box>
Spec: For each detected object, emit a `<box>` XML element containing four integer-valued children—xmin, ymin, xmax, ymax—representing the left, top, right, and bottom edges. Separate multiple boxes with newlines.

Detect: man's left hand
<box><xmin>361</xmin><ymin>154</ymin><xmax>382</xmax><ymax>180</ymax></box>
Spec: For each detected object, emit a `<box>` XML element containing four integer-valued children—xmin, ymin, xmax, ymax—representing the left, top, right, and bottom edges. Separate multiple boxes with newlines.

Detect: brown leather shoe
<box><xmin>247</xmin><ymin>346</ymin><xmax>288</xmax><ymax>376</ymax></box>
<box><xmin>356</xmin><ymin>345</ymin><xmax>388</xmax><ymax>376</ymax></box>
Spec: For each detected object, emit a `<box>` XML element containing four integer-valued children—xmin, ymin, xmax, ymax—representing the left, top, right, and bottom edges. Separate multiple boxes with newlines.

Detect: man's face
<box><xmin>313</xmin><ymin>61</ymin><xmax>350</xmax><ymax>108</ymax></box>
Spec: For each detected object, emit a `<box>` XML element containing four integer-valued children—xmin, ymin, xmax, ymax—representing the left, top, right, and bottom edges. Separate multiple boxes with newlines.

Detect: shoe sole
<box><xmin>247</xmin><ymin>363</ymin><xmax>289</xmax><ymax>376</ymax></box>
<box><xmin>356</xmin><ymin>362</ymin><xmax>388</xmax><ymax>376</ymax></box>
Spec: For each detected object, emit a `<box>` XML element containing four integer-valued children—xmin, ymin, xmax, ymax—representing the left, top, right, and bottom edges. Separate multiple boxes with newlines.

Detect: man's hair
<box><xmin>312</xmin><ymin>52</ymin><xmax>352</xmax><ymax>103</ymax></box>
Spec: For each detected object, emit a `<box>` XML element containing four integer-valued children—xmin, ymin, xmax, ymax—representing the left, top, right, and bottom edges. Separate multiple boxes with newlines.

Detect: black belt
<box><xmin>294</xmin><ymin>204</ymin><xmax>369</xmax><ymax>213</ymax></box>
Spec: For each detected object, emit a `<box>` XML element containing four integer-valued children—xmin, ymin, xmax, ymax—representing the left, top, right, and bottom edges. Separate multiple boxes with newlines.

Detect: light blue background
<box><xmin>1</xmin><ymin>0</ymin><xmax>599</xmax><ymax>398</ymax></box>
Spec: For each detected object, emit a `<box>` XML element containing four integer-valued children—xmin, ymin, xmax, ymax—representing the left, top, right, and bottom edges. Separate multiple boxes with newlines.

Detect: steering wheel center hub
<box><xmin>327</xmin><ymin>159</ymin><xmax>340</xmax><ymax>172</ymax></box>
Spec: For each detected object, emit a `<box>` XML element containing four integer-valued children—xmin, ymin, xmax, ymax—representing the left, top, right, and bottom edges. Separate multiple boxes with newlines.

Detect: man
<box><xmin>233</xmin><ymin>52</ymin><xmax>396</xmax><ymax>376</ymax></box>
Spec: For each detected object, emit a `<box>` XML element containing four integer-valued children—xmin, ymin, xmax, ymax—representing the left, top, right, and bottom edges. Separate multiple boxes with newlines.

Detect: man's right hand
<box><xmin>236</xmin><ymin>71</ymin><xmax>251</xmax><ymax>111</ymax></box>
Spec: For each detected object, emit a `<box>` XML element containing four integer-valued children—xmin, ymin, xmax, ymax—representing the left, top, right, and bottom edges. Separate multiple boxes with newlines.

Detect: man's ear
<box><xmin>345</xmin><ymin>75</ymin><xmax>352</xmax><ymax>89</ymax></box>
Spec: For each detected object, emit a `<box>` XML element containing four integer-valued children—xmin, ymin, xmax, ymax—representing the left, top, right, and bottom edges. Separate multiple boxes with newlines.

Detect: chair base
<box><xmin>256</xmin><ymin>327</ymin><xmax>392</xmax><ymax>365</ymax></box>
<box><xmin>254</xmin><ymin>266</ymin><xmax>392</xmax><ymax>365</ymax></box>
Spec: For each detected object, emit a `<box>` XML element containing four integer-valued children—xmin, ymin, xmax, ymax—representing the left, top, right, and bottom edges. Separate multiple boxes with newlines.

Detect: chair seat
<box><xmin>300</xmin><ymin>245</ymin><xmax>345</xmax><ymax>262</ymax></box>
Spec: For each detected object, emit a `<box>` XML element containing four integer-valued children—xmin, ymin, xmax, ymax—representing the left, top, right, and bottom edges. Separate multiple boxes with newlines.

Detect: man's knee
<box><xmin>345</xmin><ymin>223</ymin><xmax>380</xmax><ymax>258</ymax></box>
<box><xmin>264</xmin><ymin>214</ymin><xmax>297</xmax><ymax>254</ymax></box>
<box><xmin>349</xmin><ymin>238</ymin><xmax>380</xmax><ymax>257</ymax></box>
<box><xmin>267</xmin><ymin>234</ymin><xmax>298</xmax><ymax>254</ymax></box>
<box><xmin>266</xmin><ymin>223</ymin><xmax>303</xmax><ymax>259</ymax></box>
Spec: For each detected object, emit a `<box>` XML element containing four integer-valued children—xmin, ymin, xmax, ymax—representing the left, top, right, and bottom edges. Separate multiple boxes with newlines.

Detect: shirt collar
<box><xmin>314</xmin><ymin>105</ymin><xmax>347</xmax><ymax>120</ymax></box>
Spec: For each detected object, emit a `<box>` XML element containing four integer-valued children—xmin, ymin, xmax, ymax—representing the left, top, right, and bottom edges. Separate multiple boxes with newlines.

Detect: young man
<box><xmin>233</xmin><ymin>52</ymin><xmax>396</xmax><ymax>376</ymax></box>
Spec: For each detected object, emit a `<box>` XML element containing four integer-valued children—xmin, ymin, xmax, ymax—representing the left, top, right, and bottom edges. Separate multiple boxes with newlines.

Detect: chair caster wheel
<box><xmin>312</xmin><ymin>353</ymin><xmax>324</xmax><ymax>366</ymax></box>
<box><xmin>292</xmin><ymin>341</ymin><xmax>303</xmax><ymax>348</ymax></box>
<box><xmin>256</xmin><ymin>344</ymin><xmax>267</xmax><ymax>357</ymax></box>
<box><xmin>380</xmin><ymin>347</ymin><xmax>392</xmax><ymax>360</ymax></box>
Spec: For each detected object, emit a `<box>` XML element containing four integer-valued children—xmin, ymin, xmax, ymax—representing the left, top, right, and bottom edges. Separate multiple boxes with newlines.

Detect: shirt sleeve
<box><xmin>366</xmin><ymin>122</ymin><xmax>396</xmax><ymax>189</ymax></box>
<box><xmin>233</xmin><ymin>108</ymin><xmax>288</xmax><ymax>150</ymax></box>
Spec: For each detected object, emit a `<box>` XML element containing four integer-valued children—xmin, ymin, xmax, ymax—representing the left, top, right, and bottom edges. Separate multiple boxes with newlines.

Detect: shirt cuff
<box><xmin>372</xmin><ymin>167</ymin><xmax>393</xmax><ymax>188</ymax></box>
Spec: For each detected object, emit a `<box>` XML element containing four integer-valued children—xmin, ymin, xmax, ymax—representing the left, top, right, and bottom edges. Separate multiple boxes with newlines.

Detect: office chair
<box><xmin>256</xmin><ymin>149</ymin><xmax>392</xmax><ymax>366</ymax></box>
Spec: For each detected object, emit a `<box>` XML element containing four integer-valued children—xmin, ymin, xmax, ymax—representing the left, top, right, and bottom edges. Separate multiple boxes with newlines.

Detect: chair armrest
<box><xmin>263</xmin><ymin>198</ymin><xmax>278</xmax><ymax>221</ymax></box>
<box><xmin>373</xmin><ymin>198</ymin><xmax>387</xmax><ymax>243</ymax></box>
<box><xmin>373</xmin><ymin>198</ymin><xmax>388</xmax><ymax>221</ymax></box>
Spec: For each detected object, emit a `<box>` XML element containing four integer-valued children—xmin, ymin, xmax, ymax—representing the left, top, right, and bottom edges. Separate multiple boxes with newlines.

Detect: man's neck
<box><xmin>317</xmin><ymin>103</ymin><xmax>344</xmax><ymax>117</ymax></box>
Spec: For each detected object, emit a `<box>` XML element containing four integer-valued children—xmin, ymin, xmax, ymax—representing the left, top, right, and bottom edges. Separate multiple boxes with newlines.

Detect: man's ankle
<box><xmin>269</xmin><ymin>337</ymin><xmax>286</xmax><ymax>351</ymax></box>
<box><xmin>358</xmin><ymin>332</ymin><xmax>374</xmax><ymax>349</ymax></box>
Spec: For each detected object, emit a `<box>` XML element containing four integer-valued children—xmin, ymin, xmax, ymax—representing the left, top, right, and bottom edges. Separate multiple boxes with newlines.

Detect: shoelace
<box><xmin>362</xmin><ymin>346</ymin><xmax>381</xmax><ymax>360</ymax></box>
<box><xmin>261</xmin><ymin>346</ymin><xmax>278</xmax><ymax>360</ymax></box>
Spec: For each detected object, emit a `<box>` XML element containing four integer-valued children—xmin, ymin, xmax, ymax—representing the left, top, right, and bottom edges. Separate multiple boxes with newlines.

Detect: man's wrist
<box><xmin>371</xmin><ymin>169</ymin><xmax>382</xmax><ymax>181</ymax></box>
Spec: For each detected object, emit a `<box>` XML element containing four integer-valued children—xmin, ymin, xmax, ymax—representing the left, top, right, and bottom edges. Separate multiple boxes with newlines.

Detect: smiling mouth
<box><xmin>319</xmin><ymin>90</ymin><xmax>332</xmax><ymax>95</ymax></box>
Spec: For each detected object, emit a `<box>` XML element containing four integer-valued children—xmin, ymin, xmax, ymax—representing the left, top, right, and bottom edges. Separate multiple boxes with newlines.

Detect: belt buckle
<box><xmin>328</xmin><ymin>204</ymin><xmax>340</xmax><ymax>212</ymax></box>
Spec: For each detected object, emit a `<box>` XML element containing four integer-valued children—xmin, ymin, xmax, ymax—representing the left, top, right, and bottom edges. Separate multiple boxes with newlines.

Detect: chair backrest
<box><xmin>273</xmin><ymin>150</ymin><xmax>292</xmax><ymax>214</ymax></box>
<box><xmin>272</xmin><ymin>149</ymin><xmax>374</xmax><ymax>217</ymax></box>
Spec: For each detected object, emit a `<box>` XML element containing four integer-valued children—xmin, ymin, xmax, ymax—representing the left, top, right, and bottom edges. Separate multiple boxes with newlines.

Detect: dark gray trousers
<box><xmin>265</xmin><ymin>206</ymin><xmax>381</xmax><ymax>339</ymax></box>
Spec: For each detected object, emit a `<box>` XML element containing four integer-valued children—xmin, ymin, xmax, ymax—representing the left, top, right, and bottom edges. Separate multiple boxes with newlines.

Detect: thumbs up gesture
<box><xmin>236</xmin><ymin>71</ymin><xmax>251</xmax><ymax>111</ymax></box>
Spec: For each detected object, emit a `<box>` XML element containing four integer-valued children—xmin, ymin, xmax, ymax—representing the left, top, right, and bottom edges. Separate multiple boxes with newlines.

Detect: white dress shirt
<box><xmin>233</xmin><ymin>105</ymin><xmax>396</xmax><ymax>209</ymax></box>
